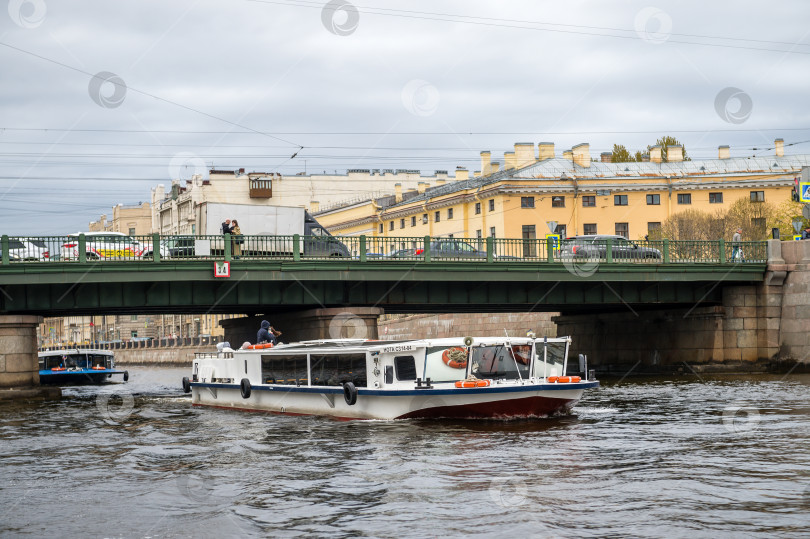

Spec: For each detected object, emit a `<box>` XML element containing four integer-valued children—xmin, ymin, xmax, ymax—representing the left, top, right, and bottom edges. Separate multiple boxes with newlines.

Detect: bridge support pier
<box><xmin>220</xmin><ymin>307</ymin><xmax>383</xmax><ymax>347</ymax></box>
<box><xmin>0</xmin><ymin>315</ymin><xmax>60</xmax><ymax>400</ymax></box>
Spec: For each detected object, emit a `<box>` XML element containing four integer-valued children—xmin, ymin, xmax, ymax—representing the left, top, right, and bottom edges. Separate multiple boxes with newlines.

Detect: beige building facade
<box><xmin>89</xmin><ymin>202</ymin><xmax>152</xmax><ymax>235</ymax></box>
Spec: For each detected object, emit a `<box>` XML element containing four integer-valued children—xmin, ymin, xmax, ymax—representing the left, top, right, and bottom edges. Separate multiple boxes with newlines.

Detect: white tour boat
<box><xmin>182</xmin><ymin>335</ymin><xmax>598</xmax><ymax>420</ymax></box>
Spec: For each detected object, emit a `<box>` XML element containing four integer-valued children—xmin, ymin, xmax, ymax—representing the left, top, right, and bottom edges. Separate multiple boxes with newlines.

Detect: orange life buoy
<box><xmin>476</xmin><ymin>380</ymin><xmax>491</xmax><ymax>387</ymax></box>
<box><xmin>547</xmin><ymin>376</ymin><xmax>558</xmax><ymax>383</ymax></box>
<box><xmin>570</xmin><ymin>376</ymin><xmax>581</xmax><ymax>383</ymax></box>
<box><xmin>51</xmin><ymin>367</ymin><xmax>66</xmax><ymax>371</ymax></box>
<box><xmin>92</xmin><ymin>365</ymin><xmax>106</xmax><ymax>370</ymax></box>
<box><xmin>248</xmin><ymin>343</ymin><xmax>274</xmax><ymax>350</ymax></box>
<box><xmin>557</xmin><ymin>376</ymin><xmax>571</xmax><ymax>383</ymax></box>
<box><xmin>442</xmin><ymin>347</ymin><xmax>468</xmax><ymax>369</ymax></box>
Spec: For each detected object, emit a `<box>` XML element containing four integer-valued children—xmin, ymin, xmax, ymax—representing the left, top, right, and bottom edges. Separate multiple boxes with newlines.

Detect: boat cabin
<box><xmin>39</xmin><ymin>349</ymin><xmax>115</xmax><ymax>371</ymax></box>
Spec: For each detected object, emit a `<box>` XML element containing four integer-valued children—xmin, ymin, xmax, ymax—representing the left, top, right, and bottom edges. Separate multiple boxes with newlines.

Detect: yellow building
<box><xmin>315</xmin><ymin>139</ymin><xmax>807</xmax><ymax>245</ymax></box>
<box><xmin>89</xmin><ymin>202</ymin><xmax>152</xmax><ymax>235</ymax></box>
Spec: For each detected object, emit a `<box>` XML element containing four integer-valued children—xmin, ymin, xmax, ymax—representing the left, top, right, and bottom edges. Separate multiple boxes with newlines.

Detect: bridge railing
<box><xmin>2</xmin><ymin>234</ymin><xmax>769</xmax><ymax>265</ymax></box>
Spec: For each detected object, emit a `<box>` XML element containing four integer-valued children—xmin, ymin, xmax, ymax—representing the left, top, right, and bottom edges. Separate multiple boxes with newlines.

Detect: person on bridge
<box><xmin>221</xmin><ymin>219</ymin><xmax>232</xmax><ymax>235</ymax></box>
<box><xmin>802</xmin><ymin>226</ymin><xmax>810</xmax><ymax>240</ymax></box>
<box><xmin>732</xmin><ymin>228</ymin><xmax>743</xmax><ymax>262</ymax></box>
<box><xmin>257</xmin><ymin>320</ymin><xmax>278</xmax><ymax>346</ymax></box>
<box><xmin>231</xmin><ymin>219</ymin><xmax>242</xmax><ymax>259</ymax></box>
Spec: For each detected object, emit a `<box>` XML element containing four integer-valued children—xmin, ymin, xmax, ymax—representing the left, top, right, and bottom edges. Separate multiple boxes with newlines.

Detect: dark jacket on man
<box><xmin>221</xmin><ymin>221</ymin><xmax>232</xmax><ymax>234</ymax></box>
<box><xmin>257</xmin><ymin>320</ymin><xmax>276</xmax><ymax>345</ymax></box>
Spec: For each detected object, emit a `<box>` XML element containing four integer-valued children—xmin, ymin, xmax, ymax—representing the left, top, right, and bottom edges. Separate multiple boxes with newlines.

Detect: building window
<box><xmin>475</xmin><ymin>202</ymin><xmax>481</xmax><ymax>215</ymax></box>
<box><xmin>750</xmin><ymin>191</ymin><xmax>765</xmax><ymax>202</ymax></box>
<box><xmin>551</xmin><ymin>196</ymin><xmax>565</xmax><ymax>208</ymax></box>
<box><xmin>648</xmin><ymin>222</ymin><xmax>661</xmax><ymax>234</ymax></box>
<box><xmin>128</xmin><ymin>227</ymin><xmax>136</xmax><ymax>236</ymax></box>
<box><xmin>615</xmin><ymin>223</ymin><xmax>629</xmax><ymax>238</ymax></box>
<box><xmin>130</xmin><ymin>315</ymin><xmax>138</xmax><ymax>321</ymax></box>
<box><xmin>521</xmin><ymin>197</ymin><xmax>535</xmax><ymax>208</ymax></box>
<box><xmin>476</xmin><ymin>229</ymin><xmax>483</xmax><ymax>249</ymax></box>
<box><xmin>447</xmin><ymin>208</ymin><xmax>454</xmax><ymax>219</ymax></box>
<box><xmin>582</xmin><ymin>196</ymin><xmax>595</xmax><ymax>207</ymax></box>
<box><xmin>646</xmin><ymin>194</ymin><xmax>660</xmax><ymax>205</ymax></box>
<box><xmin>434</xmin><ymin>211</ymin><xmax>440</xmax><ymax>222</ymax></box>
<box><xmin>489</xmin><ymin>199</ymin><xmax>495</xmax><ymax>212</ymax></box>
<box><xmin>379</xmin><ymin>224</ymin><xmax>383</xmax><ymax>233</ymax></box>
<box><xmin>389</xmin><ymin>221</ymin><xmax>394</xmax><ymax>231</ymax></box>
<box><xmin>554</xmin><ymin>224</ymin><xmax>567</xmax><ymax>238</ymax></box>
<box><xmin>411</xmin><ymin>216</ymin><xmax>416</xmax><ymax>227</ymax></box>
<box><xmin>131</xmin><ymin>331</ymin><xmax>138</xmax><ymax>338</ymax></box>
<box><xmin>522</xmin><ymin>225</ymin><xmax>537</xmax><ymax>257</ymax></box>
<box><xmin>490</xmin><ymin>227</ymin><xmax>496</xmax><ymax>237</ymax></box>
<box><xmin>709</xmin><ymin>192</ymin><xmax>723</xmax><ymax>204</ymax></box>
<box><xmin>677</xmin><ymin>193</ymin><xmax>691</xmax><ymax>205</ymax></box>
<box><xmin>583</xmin><ymin>223</ymin><xmax>597</xmax><ymax>235</ymax></box>
<box><xmin>422</xmin><ymin>214</ymin><xmax>428</xmax><ymax>224</ymax></box>
<box><xmin>400</xmin><ymin>219</ymin><xmax>405</xmax><ymax>229</ymax></box>
<box><xmin>614</xmin><ymin>194</ymin><xmax>628</xmax><ymax>206</ymax></box>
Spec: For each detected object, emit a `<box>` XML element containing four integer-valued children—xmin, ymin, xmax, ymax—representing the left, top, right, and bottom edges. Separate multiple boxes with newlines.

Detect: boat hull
<box><xmin>190</xmin><ymin>382</ymin><xmax>596</xmax><ymax>420</ymax></box>
<box><xmin>39</xmin><ymin>369</ymin><xmax>125</xmax><ymax>385</ymax></box>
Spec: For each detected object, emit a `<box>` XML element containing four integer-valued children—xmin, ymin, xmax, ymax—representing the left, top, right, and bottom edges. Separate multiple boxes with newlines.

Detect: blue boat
<box><xmin>38</xmin><ymin>349</ymin><xmax>129</xmax><ymax>385</ymax></box>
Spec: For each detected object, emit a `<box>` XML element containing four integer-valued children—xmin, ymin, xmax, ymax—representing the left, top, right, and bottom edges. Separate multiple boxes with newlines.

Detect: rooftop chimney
<box><xmin>504</xmin><ymin>151</ymin><xmax>516</xmax><ymax>170</ymax></box>
<box><xmin>435</xmin><ymin>179</ymin><xmax>446</xmax><ymax>186</ymax></box>
<box><xmin>417</xmin><ymin>182</ymin><xmax>426</xmax><ymax>194</ymax></box>
<box><xmin>562</xmin><ymin>150</ymin><xmax>573</xmax><ymax>161</ymax></box>
<box><xmin>538</xmin><ymin>142</ymin><xmax>555</xmax><ymax>161</ymax></box>
<box><xmin>572</xmin><ymin>143</ymin><xmax>591</xmax><ymax>168</ymax></box>
<box><xmin>718</xmin><ymin>145</ymin><xmax>730</xmax><ymax>160</ymax></box>
<box><xmin>641</xmin><ymin>154</ymin><xmax>650</xmax><ymax>162</ymax></box>
<box><xmin>650</xmin><ymin>146</ymin><xmax>663</xmax><ymax>163</ymax></box>
<box><xmin>310</xmin><ymin>200</ymin><xmax>320</xmax><ymax>212</ymax></box>
<box><xmin>490</xmin><ymin>161</ymin><xmax>500</xmax><ymax>174</ymax></box>
<box><xmin>600</xmin><ymin>152</ymin><xmax>612</xmax><ymax>163</ymax></box>
<box><xmin>775</xmin><ymin>138</ymin><xmax>784</xmax><ymax>157</ymax></box>
<box><xmin>455</xmin><ymin>167</ymin><xmax>469</xmax><ymax>181</ymax></box>
<box><xmin>395</xmin><ymin>183</ymin><xmax>402</xmax><ymax>203</ymax></box>
<box><xmin>514</xmin><ymin>143</ymin><xmax>535</xmax><ymax>169</ymax></box>
<box><xmin>480</xmin><ymin>151</ymin><xmax>491</xmax><ymax>175</ymax></box>
<box><xmin>473</xmin><ymin>170</ymin><xmax>481</xmax><ymax>177</ymax></box>
<box><xmin>667</xmin><ymin>145</ymin><xmax>683</xmax><ymax>162</ymax></box>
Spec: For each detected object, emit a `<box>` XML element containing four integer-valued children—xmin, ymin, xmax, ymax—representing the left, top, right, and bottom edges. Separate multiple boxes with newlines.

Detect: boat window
<box><xmin>261</xmin><ymin>354</ymin><xmax>308</xmax><ymax>385</ymax></box>
<box><xmin>309</xmin><ymin>353</ymin><xmax>366</xmax><ymax>387</ymax></box>
<box><xmin>534</xmin><ymin>341</ymin><xmax>567</xmax><ymax>378</ymax></box>
<box><xmin>470</xmin><ymin>345</ymin><xmax>529</xmax><ymax>380</ymax></box>
<box><xmin>394</xmin><ymin>356</ymin><xmax>417</xmax><ymax>381</ymax></box>
<box><xmin>88</xmin><ymin>354</ymin><xmax>110</xmax><ymax>368</ymax></box>
<box><xmin>424</xmin><ymin>346</ymin><xmax>469</xmax><ymax>382</ymax></box>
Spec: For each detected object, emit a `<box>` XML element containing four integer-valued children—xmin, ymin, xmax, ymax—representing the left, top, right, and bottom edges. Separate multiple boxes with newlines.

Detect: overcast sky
<box><xmin>1</xmin><ymin>0</ymin><xmax>809</xmax><ymax>234</ymax></box>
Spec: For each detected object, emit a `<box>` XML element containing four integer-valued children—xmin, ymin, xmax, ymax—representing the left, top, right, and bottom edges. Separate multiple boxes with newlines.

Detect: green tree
<box><xmin>611</xmin><ymin>144</ymin><xmax>638</xmax><ymax>163</ymax></box>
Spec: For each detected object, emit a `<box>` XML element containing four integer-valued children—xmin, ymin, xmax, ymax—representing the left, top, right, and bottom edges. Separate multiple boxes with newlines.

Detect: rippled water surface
<box><xmin>1</xmin><ymin>367</ymin><xmax>809</xmax><ymax>538</ymax></box>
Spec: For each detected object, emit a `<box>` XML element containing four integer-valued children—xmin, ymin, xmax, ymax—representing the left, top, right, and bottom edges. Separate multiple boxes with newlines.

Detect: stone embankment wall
<box><xmin>775</xmin><ymin>240</ymin><xmax>810</xmax><ymax>361</ymax></box>
<box><xmin>378</xmin><ymin>312</ymin><xmax>557</xmax><ymax>340</ymax></box>
<box><xmin>114</xmin><ymin>345</ymin><xmax>217</xmax><ymax>365</ymax></box>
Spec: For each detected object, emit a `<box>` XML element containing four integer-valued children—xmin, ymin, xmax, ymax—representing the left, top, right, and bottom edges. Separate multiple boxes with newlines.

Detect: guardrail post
<box><xmin>79</xmin><ymin>234</ymin><xmax>87</xmax><ymax>263</ymax></box>
<box><xmin>605</xmin><ymin>238</ymin><xmax>613</xmax><ymax>264</ymax></box>
<box><xmin>224</xmin><ymin>233</ymin><xmax>232</xmax><ymax>261</ymax></box>
<box><xmin>1</xmin><ymin>235</ymin><xmax>8</xmax><ymax>265</ymax></box>
<box><xmin>546</xmin><ymin>237</ymin><xmax>554</xmax><ymax>263</ymax></box>
<box><xmin>718</xmin><ymin>239</ymin><xmax>726</xmax><ymax>263</ymax></box>
<box><xmin>486</xmin><ymin>236</ymin><xmax>494</xmax><ymax>263</ymax></box>
<box><xmin>152</xmin><ymin>233</ymin><xmax>161</xmax><ymax>263</ymax></box>
<box><xmin>663</xmin><ymin>239</ymin><xmax>670</xmax><ymax>263</ymax></box>
<box><xmin>292</xmin><ymin>234</ymin><xmax>300</xmax><ymax>261</ymax></box>
<box><xmin>359</xmin><ymin>235</ymin><xmax>367</xmax><ymax>262</ymax></box>
<box><xmin>423</xmin><ymin>236</ymin><xmax>431</xmax><ymax>262</ymax></box>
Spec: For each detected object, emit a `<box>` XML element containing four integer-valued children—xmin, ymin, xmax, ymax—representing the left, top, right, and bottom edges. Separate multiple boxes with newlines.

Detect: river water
<box><xmin>1</xmin><ymin>367</ymin><xmax>809</xmax><ymax>538</ymax></box>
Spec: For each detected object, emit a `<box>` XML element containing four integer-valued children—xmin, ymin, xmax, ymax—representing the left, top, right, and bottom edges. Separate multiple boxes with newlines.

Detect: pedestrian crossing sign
<box><xmin>545</xmin><ymin>233</ymin><xmax>561</xmax><ymax>250</ymax></box>
<box><xmin>794</xmin><ymin>235</ymin><xmax>802</xmax><ymax>241</ymax></box>
<box><xmin>800</xmin><ymin>182</ymin><xmax>810</xmax><ymax>202</ymax></box>
<box><xmin>214</xmin><ymin>261</ymin><xmax>230</xmax><ymax>277</ymax></box>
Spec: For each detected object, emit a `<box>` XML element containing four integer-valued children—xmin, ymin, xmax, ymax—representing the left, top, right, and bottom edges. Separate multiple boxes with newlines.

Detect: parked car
<box><xmin>415</xmin><ymin>239</ymin><xmax>488</xmax><ymax>259</ymax></box>
<box><xmin>61</xmin><ymin>232</ymin><xmax>144</xmax><ymax>261</ymax></box>
<box><xmin>559</xmin><ymin>235</ymin><xmax>662</xmax><ymax>260</ymax></box>
<box><xmin>6</xmin><ymin>238</ymin><xmax>49</xmax><ymax>261</ymax></box>
<box><xmin>160</xmin><ymin>236</ymin><xmax>195</xmax><ymax>258</ymax></box>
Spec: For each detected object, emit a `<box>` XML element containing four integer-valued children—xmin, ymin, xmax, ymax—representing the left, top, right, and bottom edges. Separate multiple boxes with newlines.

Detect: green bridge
<box><xmin>0</xmin><ymin>234</ymin><xmax>768</xmax><ymax>315</ymax></box>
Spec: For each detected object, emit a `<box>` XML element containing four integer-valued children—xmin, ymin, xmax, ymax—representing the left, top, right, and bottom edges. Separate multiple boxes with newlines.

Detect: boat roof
<box><xmin>38</xmin><ymin>348</ymin><xmax>114</xmax><ymax>357</ymax></box>
<box><xmin>239</xmin><ymin>336</ymin><xmax>570</xmax><ymax>353</ymax></box>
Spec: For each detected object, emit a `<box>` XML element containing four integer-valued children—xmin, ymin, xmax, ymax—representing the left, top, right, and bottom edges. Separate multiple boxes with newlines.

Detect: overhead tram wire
<box><xmin>249</xmin><ymin>0</ymin><xmax>810</xmax><ymax>55</ymax></box>
<box><xmin>0</xmin><ymin>41</ymin><xmax>305</xmax><ymax>155</ymax></box>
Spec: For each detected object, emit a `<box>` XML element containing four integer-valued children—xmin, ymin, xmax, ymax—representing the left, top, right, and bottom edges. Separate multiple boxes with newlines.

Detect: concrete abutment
<box><xmin>0</xmin><ymin>315</ymin><xmax>60</xmax><ymax>400</ymax></box>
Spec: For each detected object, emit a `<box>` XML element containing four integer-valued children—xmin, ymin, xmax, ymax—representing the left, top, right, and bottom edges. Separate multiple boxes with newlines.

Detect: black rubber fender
<box><xmin>240</xmin><ymin>378</ymin><xmax>252</xmax><ymax>399</ymax></box>
<box><xmin>182</xmin><ymin>376</ymin><xmax>191</xmax><ymax>393</ymax></box>
<box><xmin>343</xmin><ymin>381</ymin><xmax>358</xmax><ymax>406</ymax></box>
<box><xmin>123</xmin><ymin>370</ymin><xmax>129</xmax><ymax>382</ymax></box>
